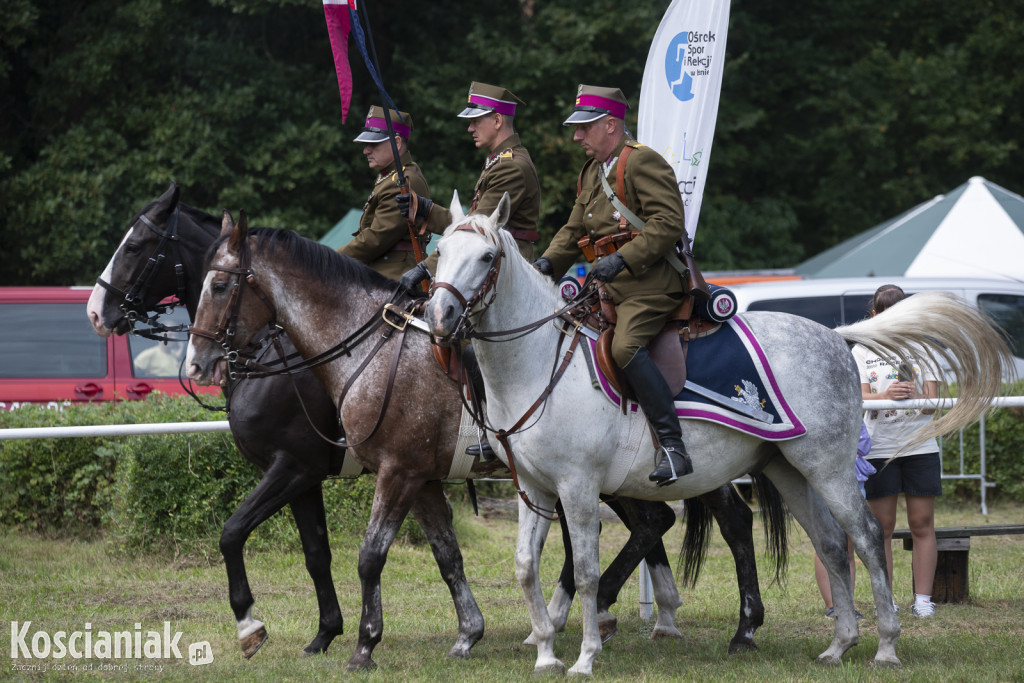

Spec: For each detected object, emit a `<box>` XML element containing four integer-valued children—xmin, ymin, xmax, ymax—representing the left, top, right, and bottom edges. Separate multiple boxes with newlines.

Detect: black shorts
<box><xmin>864</xmin><ymin>453</ymin><xmax>942</xmax><ymax>500</ymax></box>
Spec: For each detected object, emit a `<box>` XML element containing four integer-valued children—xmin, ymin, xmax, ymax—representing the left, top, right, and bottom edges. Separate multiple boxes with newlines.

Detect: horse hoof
<box><xmin>346</xmin><ymin>656</ymin><xmax>378</xmax><ymax>672</ymax></box>
<box><xmin>534</xmin><ymin>660</ymin><xmax>566</xmax><ymax>676</ymax></box>
<box><xmin>651</xmin><ymin>626</ymin><xmax>683</xmax><ymax>640</ymax></box>
<box><xmin>240</xmin><ymin>626</ymin><xmax>268</xmax><ymax>659</ymax></box>
<box><xmin>446</xmin><ymin>646</ymin><xmax>472</xmax><ymax>660</ymax></box>
<box><xmin>727</xmin><ymin>640</ymin><xmax>758</xmax><ymax>654</ymax></box>
<box><xmin>598</xmin><ymin>616</ymin><xmax>618</xmax><ymax>643</ymax></box>
<box><xmin>872</xmin><ymin>656</ymin><xmax>901</xmax><ymax>669</ymax></box>
<box><xmin>815</xmin><ymin>653</ymin><xmax>843</xmax><ymax>666</ymax></box>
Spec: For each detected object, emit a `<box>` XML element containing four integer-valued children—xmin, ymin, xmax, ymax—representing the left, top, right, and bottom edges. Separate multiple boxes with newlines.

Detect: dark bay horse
<box><xmin>88</xmin><ymin>184</ymin><xmax>782</xmax><ymax>667</ymax></box>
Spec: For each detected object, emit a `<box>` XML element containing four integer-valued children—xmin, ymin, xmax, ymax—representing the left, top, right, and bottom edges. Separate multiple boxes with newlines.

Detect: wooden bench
<box><xmin>891</xmin><ymin>524</ymin><xmax>1024</xmax><ymax>603</ymax></box>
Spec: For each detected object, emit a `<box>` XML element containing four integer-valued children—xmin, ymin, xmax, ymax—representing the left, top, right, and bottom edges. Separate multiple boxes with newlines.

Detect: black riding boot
<box><xmin>462</xmin><ymin>344</ymin><xmax>495</xmax><ymax>461</ymax></box>
<box><xmin>622</xmin><ymin>347</ymin><xmax>693</xmax><ymax>486</ymax></box>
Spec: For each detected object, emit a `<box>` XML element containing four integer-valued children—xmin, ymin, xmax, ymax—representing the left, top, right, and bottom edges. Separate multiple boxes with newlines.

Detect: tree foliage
<box><xmin>2</xmin><ymin>0</ymin><xmax>1023</xmax><ymax>284</ymax></box>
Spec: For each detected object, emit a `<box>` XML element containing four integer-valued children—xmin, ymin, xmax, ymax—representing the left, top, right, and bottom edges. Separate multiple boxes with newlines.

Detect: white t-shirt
<box><xmin>852</xmin><ymin>344</ymin><xmax>940</xmax><ymax>459</ymax></box>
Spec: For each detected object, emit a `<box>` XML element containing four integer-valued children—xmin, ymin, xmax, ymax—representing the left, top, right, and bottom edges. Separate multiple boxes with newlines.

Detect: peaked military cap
<box><xmin>562</xmin><ymin>84</ymin><xmax>629</xmax><ymax>125</ymax></box>
<box><xmin>457</xmin><ymin>82</ymin><xmax>525</xmax><ymax>118</ymax></box>
<box><xmin>353</xmin><ymin>106</ymin><xmax>413</xmax><ymax>143</ymax></box>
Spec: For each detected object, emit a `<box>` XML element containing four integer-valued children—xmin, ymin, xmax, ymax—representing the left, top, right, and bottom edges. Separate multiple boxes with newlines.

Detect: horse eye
<box><xmin>212</xmin><ymin>281</ymin><xmax>227</xmax><ymax>294</ymax></box>
<box><xmin>482</xmin><ymin>252</ymin><xmax>494</xmax><ymax>263</ymax></box>
<box><xmin>123</xmin><ymin>242</ymin><xmax>141</xmax><ymax>255</ymax></box>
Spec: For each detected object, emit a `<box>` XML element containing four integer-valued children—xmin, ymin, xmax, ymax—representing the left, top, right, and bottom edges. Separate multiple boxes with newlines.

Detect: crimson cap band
<box><xmin>457</xmin><ymin>82</ymin><xmax>525</xmax><ymax>118</ymax></box>
<box><xmin>353</xmin><ymin>106</ymin><xmax>413</xmax><ymax>143</ymax></box>
<box><xmin>562</xmin><ymin>84</ymin><xmax>629</xmax><ymax>125</ymax></box>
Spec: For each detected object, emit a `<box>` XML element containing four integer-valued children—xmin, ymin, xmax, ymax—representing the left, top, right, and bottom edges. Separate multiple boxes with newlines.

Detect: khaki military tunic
<box><xmin>340</xmin><ymin>152</ymin><xmax>435</xmax><ymax>281</ymax></box>
<box><xmin>425</xmin><ymin>133</ymin><xmax>541</xmax><ymax>263</ymax></box>
<box><xmin>543</xmin><ymin>137</ymin><xmax>687</xmax><ymax>366</ymax></box>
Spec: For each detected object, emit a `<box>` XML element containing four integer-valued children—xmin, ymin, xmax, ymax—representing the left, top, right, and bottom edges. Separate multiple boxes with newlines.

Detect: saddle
<box><xmin>594</xmin><ymin>296</ymin><xmax>710</xmax><ymax>403</ymax></box>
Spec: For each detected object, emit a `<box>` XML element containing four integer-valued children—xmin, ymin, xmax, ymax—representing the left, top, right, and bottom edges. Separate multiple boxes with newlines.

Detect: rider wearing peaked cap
<box><xmin>396</xmin><ymin>82</ymin><xmax>543</xmax><ymax>462</ymax></box>
<box><xmin>340</xmin><ymin>106</ymin><xmax>439</xmax><ymax>281</ymax></box>
<box><xmin>538</xmin><ymin>84</ymin><xmax>695</xmax><ymax>486</ymax></box>
<box><xmin>397</xmin><ymin>81</ymin><xmax>542</xmax><ymax>287</ymax></box>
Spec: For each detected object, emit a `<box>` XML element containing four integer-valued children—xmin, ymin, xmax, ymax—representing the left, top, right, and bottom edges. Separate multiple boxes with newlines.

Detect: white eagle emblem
<box><xmin>732</xmin><ymin>379</ymin><xmax>766</xmax><ymax>412</ymax></box>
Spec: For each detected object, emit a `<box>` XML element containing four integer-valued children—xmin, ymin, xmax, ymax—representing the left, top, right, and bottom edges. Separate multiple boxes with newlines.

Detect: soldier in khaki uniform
<box><xmin>536</xmin><ymin>85</ymin><xmax>693</xmax><ymax>485</ymax></box>
<box><xmin>398</xmin><ymin>82</ymin><xmax>541</xmax><ymax>290</ymax></box>
<box><xmin>340</xmin><ymin>106</ymin><xmax>435</xmax><ymax>281</ymax></box>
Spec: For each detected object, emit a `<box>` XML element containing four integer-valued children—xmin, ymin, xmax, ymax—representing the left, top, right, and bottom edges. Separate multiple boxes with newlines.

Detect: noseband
<box><xmin>96</xmin><ymin>207</ymin><xmax>187</xmax><ymax>326</ymax></box>
<box><xmin>188</xmin><ymin>236</ymin><xmax>277</xmax><ymax>363</ymax></box>
<box><xmin>428</xmin><ymin>223</ymin><xmax>504</xmax><ymax>337</ymax></box>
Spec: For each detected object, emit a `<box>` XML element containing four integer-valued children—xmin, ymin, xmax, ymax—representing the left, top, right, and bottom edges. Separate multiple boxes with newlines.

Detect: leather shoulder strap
<box><xmin>615</xmin><ymin>145</ymin><xmax>633</xmax><ymax>200</ymax></box>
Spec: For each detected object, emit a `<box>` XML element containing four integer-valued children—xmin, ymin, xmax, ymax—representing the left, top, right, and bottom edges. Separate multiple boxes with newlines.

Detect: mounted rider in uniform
<box><xmin>535</xmin><ymin>84</ymin><xmax>698</xmax><ymax>486</ymax></box>
<box><xmin>340</xmin><ymin>106</ymin><xmax>436</xmax><ymax>280</ymax></box>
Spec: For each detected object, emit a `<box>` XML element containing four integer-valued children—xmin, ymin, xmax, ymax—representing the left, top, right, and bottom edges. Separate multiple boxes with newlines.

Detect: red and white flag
<box><xmin>323</xmin><ymin>0</ymin><xmax>354</xmax><ymax>122</ymax></box>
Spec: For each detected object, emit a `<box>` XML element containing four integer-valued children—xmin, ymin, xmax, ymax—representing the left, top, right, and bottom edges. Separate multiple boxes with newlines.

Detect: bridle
<box><xmin>187</xmin><ymin>234</ymin><xmax>278</xmax><ymax>364</ymax></box>
<box><xmin>190</xmin><ymin>230</ymin><xmax>417</xmax><ymax>449</ymax></box>
<box><xmin>427</xmin><ymin>222</ymin><xmax>505</xmax><ymax>338</ymax></box>
<box><xmin>95</xmin><ymin>207</ymin><xmax>189</xmax><ymax>339</ymax></box>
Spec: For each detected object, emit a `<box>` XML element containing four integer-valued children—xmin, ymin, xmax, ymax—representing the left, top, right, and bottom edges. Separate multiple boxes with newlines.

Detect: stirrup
<box><xmin>648</xmin><ymin>446</ymin><xmax>691</xmax><ymax>487</ymax></box>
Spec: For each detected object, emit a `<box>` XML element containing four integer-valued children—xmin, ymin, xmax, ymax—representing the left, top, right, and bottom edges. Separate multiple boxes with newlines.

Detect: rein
<box><xmin>192</xmin><ymin>233</ymin><xmax>419</xmax><ymax>449</ymax></box>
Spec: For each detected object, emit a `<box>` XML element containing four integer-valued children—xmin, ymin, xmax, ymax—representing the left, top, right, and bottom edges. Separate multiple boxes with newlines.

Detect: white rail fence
<box><xmin>3</xmin><ymin>398</ymin><xmax>1022</xmax><ymax>515</ymax></box>
<box><xmin>2</xmin><ymin>397</ymin><xmax>1022</xmax><ymax>622</ymax></box>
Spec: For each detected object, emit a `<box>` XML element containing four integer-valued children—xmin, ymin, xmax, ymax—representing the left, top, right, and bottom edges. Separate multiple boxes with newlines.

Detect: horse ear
<box><xmin>228</xmin><ymin>211</ymin><xmax>248</xmax><ymax>253</ymax></box>
<box><xmin>492</xmin><ymin>192</ymin><xmax>511</xmax><ymax>229</ymax></box>
<box><xmin>221</xmin><ymin>210</ymin><xmax>235</xmax><ymax>236</ymax></box>
<box><xmin>157</xmin><ymin>182</ymin><xmax>180</xmax><ymax>213</ymax></box>
<box><xmin>450</xmin><ymin>190</ymin><xmax>465</xmax><ymax>223</ymax></box>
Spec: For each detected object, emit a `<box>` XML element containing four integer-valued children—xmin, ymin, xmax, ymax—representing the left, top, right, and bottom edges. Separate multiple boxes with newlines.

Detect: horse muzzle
<box><xmin>423</xmin><ymin>291</ymin><xmax>465</xmax><ymax>340</ymax></box>
<box><xmin>186</xmin><ymin>343</ymin><xmax>229</xmax><ymax>387</ymax></box>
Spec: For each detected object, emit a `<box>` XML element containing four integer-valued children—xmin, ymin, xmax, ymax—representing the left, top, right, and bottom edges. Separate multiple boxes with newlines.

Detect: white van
<box><xmin>727</xmin><ymin>277</ymin><xmax>1024</xmax><ymax>379</ymax></box>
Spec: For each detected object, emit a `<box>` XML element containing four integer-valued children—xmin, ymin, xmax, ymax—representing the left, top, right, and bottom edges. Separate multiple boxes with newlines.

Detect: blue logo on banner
<box><xmin>665</xmin><ymin>31</ymin><xmax>694</xmax><ymax>102</ymax></box>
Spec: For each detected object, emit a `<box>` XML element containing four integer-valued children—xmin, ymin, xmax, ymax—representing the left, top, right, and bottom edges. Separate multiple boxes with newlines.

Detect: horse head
<box><xmin>187</xmin><ymin>210</ymin><xmax>276</xmax><ymax>386</ymax></box>
<box><xmin>88</xmin><ymin>182</ymin><xmax>185</xmax><ymax>336</ymax></box>
<box><xmin>425</xmin><ymin>191</ymin><xmax>534</xmax><ymax>340</ymax></box>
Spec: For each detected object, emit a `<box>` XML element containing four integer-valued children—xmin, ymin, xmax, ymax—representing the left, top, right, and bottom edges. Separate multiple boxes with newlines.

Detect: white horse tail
<box><xmin>835</xmin><ymin>291</ymin><xmax>1012</xmax><ymax>449</ymax></box>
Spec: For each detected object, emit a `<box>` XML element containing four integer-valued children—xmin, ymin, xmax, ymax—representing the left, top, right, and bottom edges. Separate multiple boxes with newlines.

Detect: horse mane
<box><xmin>205</xmin><ymin>226</ymin><xmax>396</xmax><ymax>293</ymax></box>
<box><xmin>126</xmin><ymin>196</ymin><xmax>221</xmax><ymax>238</ymax></box>
<box><xmin>178</xmin><ymin>203</ymin><xmax>222</xmax><ymax>238</ymax></box>
<box><xmin>444</xmin><ymin>211</ymin><xmax>559</xmax><ymax>300</ymax></box>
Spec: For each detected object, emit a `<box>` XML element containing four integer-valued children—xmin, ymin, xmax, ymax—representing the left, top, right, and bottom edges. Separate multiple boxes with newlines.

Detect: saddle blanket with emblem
<box><xmin>592</xmin><ymin>316</ymin><xmax>806</xmax><ymax>441</ymax></box>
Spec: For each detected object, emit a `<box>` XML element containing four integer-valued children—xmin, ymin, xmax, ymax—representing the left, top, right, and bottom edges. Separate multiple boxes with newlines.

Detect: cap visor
<box><xmin>353</xmin><ymin>131</ymin><xmax>390</xmax><ymax>143</ymax></box>
<box><xmin>457</xmin><ymin>106</ymin><xmax>492</xmax><ymax>119</ymax></box>
<box><xmin>562</xmin><ymin>111</ymin><xmax>607</xmax><ymax>126</ymax></box>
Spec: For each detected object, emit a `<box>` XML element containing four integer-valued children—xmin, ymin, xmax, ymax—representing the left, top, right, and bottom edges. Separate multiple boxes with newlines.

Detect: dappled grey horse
<box><xmin>422</xmin><ymin>193</ymin><xmax>1010</xmax><ymax>675</ymax></box>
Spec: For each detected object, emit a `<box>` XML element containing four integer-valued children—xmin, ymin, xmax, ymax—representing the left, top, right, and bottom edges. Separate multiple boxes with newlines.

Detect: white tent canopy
<box><xmin>796</xmin><ymin>177</ymin><xmax>1024</xmax><ymax>282</ymax></box>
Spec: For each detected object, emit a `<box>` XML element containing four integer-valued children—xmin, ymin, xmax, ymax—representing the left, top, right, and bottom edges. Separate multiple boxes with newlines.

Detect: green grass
<box><xmin>1</xmin><ymin>496</ymin><xmax>1023</xmax><ymax>681</ymax></box>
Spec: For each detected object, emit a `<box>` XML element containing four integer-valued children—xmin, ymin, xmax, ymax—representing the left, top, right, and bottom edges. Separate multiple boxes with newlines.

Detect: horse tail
<box><xmin>752</xmin><ymin>472</ymin><xmax>790</xmax><ymax>587</ymax></box>
<box><xmin>679</xmin><ymin>497</ymin><xmax>712</xmax><ymax>589</ymax></box>
<box><xmin>835</xmin><ymin>291</ymin><xmax>1012</xmax><ymax>449</ymax></box>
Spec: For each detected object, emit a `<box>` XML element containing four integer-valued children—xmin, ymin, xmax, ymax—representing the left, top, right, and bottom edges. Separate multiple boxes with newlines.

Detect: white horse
<box><xmin>423</xmin><ymin>194</ymin><xmax>1009</xmax><ymax>675</ymax></box>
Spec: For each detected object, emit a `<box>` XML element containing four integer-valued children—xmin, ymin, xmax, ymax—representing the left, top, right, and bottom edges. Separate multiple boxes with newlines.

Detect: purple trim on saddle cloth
<box><xmin>591</xmin><ymin>316</ymin><xmax>806</xmax><ymax>441</ymax></box>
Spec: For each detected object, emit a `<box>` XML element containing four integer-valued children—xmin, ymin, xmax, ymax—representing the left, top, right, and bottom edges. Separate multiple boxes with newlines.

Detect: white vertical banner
<box><xmin>638</xmin><ymin>0</ymin><xmax>730</xmax><ymax>246</ymax></box>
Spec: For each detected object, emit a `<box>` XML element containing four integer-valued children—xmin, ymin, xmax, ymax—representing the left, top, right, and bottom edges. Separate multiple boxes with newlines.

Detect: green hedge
<box><xmin>0</xmin><ymin>395</ymin><xmax>413</xmax><ymax>556</ymax></box>
<box><xmin>941</xmin><ymin>380</ymin><xmax>1024</xmax><ymax>502</ymax></box>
